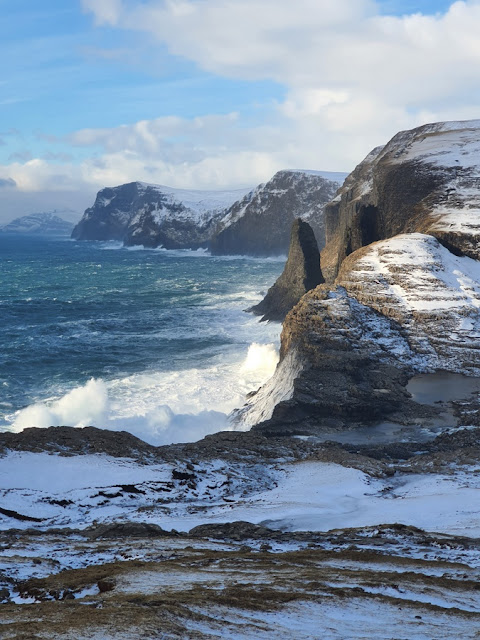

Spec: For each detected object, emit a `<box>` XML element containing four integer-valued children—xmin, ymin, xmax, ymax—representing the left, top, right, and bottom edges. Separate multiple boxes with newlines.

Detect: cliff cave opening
<box><xmin>359</xmin><ymin>204</ymin><xmax>382</xmax><ymax>247</ymax></box>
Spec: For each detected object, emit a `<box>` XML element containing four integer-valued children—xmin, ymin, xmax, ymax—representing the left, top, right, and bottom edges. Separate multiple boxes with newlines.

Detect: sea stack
<box><xmin>249</xmin><ymin>218</ymin><xmax>324</xmax><ymax>322</ymax></box>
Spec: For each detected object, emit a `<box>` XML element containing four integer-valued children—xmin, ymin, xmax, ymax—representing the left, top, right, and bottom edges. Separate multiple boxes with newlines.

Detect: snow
<box><xmin>137</xmin><ymin>181</ymin><xmax>253</xmax><ymax>223</ymax></box>
<box><xmin>2</xmin><ymin>453</ymin><xmax>480</xmax><ymax>538</ymax></box>
<box><xmin>391</xmin><ymin>120</ymin><xmax>480</xmax><ymax>170</ymax></box>
<box><xmin>0</xmin><ymin>212</ymin><xmax>75</xmax><ymax>235</ymax></box>
<box><xmin>351</xmin><ymin>233</ymin><xmax>480</xmax><ymax>314</ymax></box>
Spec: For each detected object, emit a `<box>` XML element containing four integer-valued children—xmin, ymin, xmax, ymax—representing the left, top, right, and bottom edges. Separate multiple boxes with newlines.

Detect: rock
<box><xmin>249</xmin><ymin>218</ymin><xmax>323</xmax><ymax>321</ymax></box>
<box><xmin>86</xmin><ymin>522</ymin><xmax>172</xmax><ymax>540</ymax></box>
<box><xmin>210</xmin><ymin>170</ymin><xmax>344</xmax><ymax>256</ymax></box>
<box><xmin>97</xmin><ymin>578</ymin><xmax>116</xmax><ymax>593</ymax></box>
<box><xmin>239</xmin><ymin>123</ymin><xmax>480</xmax><ymax>438</ymax></box>
<box><xmin>0</xmin><ymin>587</ymin><xmax>10</xmax><ymax>603</ymax></box>
<box><xmin>0</xmin><ymin>426</ymin><xmax>158</xmax><ymax>460</ymax></box>
<box><xmin>189</xmin><ymin>521</ymin><xmax>274</xmax><ymax>541</ymax></box>
<box><xmin>1</xmin><ymin>212</ymin><xmax>76</xmax><ymax>236</ymax></box>
<box><xmin>322</xmin><ymin>120</ymin><xmax>480</xmax><ymax>282</ymax></box>
<box><xmin>71</xmin><ymin>181</ymin><xmax>251</xmax><ymax>249</ymax></box>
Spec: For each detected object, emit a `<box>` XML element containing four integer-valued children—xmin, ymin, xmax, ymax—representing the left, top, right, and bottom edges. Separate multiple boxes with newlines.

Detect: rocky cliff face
<box><xmin>322</xmin><ymin>120</ymin><xmax>480</xmax><ymax>282</ymax></box>
<box><xmin>249</xmin><ymin>219</ymin><xmax>323</xmax><ymax>321</ymax></box>
<box><xmin>71</xmin><ymin>171</ymin><xmax>345</xmax><ymax>254</ymax></box>
<box><xmin>71</xmin><ymin>182</ymin><xmax>252</xmax><ymax>249</ymax></box>
<box><xmin>209</xmin><ymin>170</ymin><xmax>345</xmax><ymax>256</ymax></box>
<box><xmin>237</xmin><ymin>121</ymin><xmax>480</xmax><ymax>436</ymax></box>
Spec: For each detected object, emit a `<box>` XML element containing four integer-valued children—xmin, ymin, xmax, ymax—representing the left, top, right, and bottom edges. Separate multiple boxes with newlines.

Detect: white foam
<box><xmin>8</xmin><ymin>341</ymin><xmax>279</xmax><ymax>445</ymax></box>
<box><xmin>13</xmin><ymin>379</ymin><xmax>109</xmax><ymax>431</ymax></box>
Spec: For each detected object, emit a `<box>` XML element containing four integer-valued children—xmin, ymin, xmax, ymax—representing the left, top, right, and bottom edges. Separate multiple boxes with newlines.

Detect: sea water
<box><xmin>0</xmin><ymin>235</ymin><xmax>284</xmax><ymax>444</ymax></box>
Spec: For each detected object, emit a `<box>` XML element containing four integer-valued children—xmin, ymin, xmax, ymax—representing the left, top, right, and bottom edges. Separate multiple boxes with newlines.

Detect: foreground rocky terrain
<box><xmin>71</xmin><ymin>170</ymin><xmax>345</xmax><ymax>255</ymax></box>
<box><xmin>2</xmin><ymin>424</ymin><xmax>480</xmax><ymax>638</ymax></box>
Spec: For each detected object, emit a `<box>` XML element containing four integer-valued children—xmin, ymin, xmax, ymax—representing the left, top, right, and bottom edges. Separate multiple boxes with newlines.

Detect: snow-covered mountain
<box><xmin>210</xmin><ymin>170</ymin><xmax>346</xmax><ymax>256</ymax></box>
<box><xmin>71</xmin><ymin>170</ymin><xmax>347</xmax><ymax>255</ymax></box>
<box><xmin>1</xmin><ymin>211</ymin><xmax>77</xmax><ymax>236</ymax></box>
<box><xmin>322</xmin><ymin>119</ymin><xmax>480</xmax><ymax>281</ymax></box>
<box><xmin>71</xmin><ymin>181</ymin><xmax>253</xmax><ymax>249</ymax></box>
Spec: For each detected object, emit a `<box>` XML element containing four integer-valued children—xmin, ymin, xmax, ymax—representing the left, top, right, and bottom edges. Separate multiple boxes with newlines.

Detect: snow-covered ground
<box><xmin>1</xmin><ymin>452</ymin><xmax>480</xmax><ymax>537</ymax></box>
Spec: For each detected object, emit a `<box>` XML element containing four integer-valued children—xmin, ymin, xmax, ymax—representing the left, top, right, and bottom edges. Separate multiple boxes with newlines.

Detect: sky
<box><xmin>0</xmin><ymin>0</ymin><xmax>479</xmax><ymax>221</ymax></box>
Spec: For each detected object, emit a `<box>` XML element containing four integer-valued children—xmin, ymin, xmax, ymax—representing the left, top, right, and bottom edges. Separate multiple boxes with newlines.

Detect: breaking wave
<box><xmin>11</xmin><ymin>342</ymin><xmax>279</xmax><ymax>445</ymax></box>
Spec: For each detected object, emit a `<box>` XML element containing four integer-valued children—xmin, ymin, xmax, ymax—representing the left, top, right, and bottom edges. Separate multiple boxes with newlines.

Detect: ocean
<box><xmin>0</xmin><ymin>235</ymin><xmax>284</xmax><ymax>445</ymax></box>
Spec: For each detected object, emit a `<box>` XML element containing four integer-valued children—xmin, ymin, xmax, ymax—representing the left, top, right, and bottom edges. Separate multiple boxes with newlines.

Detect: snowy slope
<box><xmin>1</xmin><ymin>452</ymin><xmax>480</xmax><ymax>537</ymax></box>
<box><xmin>1</xmin><ymin>212</ymin><xmax>77</xmax><ymax>235</ymax></box>
<box><xmin>338</xmin><ymin>233</ymin><xmax>480</xmax><ymax>373</ymax></box>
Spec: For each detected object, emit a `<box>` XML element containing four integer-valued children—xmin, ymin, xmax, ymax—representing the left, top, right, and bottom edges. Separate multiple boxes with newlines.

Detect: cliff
<box><xmin>249</xmin><ymin>218</ymin><xmax>323</xmax><ymax>321</ymax></box>
<box><xmin>72</xmin><ymin>171</ymin><xmax>345</xmax><ymax>256</ymax></box>
<box><xmin>71</xmin><ymin>182</ymin><xmax>251</xmax><ymax>249</ymax></box>
<box><xmin>322</xmin><ymin>120</ymin><xmax>480</xmax><ymax>281</ymax></box>
<box><xmin>237</xmin><ymin>120</ymin><xmax>480</xmax><ymax>436</ymax></box>
<box><xmin>210</xmin><ymin>170</ymin><xmax>344</xmax><ymax>256</ymax></box>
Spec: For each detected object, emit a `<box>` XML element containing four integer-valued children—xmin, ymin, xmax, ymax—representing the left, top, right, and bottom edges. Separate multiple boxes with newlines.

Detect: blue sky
<box><xmin>1</xmin><ymin>0</ymin><xmax>479</xmax><ymax>220</ymax></box>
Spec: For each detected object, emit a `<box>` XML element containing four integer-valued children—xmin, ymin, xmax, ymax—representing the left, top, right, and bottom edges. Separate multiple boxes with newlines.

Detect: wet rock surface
<box><xmin>249</xmin><ymin>218</ymin><xmax>323</xmax><ymax>321</ymax></box>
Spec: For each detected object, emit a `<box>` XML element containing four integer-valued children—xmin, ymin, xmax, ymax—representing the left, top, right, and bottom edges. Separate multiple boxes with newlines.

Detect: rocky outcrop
<box><xmin>322</xmin><ymin>120</ymin><xmax>480</xmax><ymax>282</ymax></box>
<box><xmin>244</xmin><ymin>232</ymin><xmax>480</xmax><ymax>436</ymax></box>
<box><xmin>71</xmin><ymin>171</ymin><xmax>345</xmax><ymax>255</ymax></box>
<box><xmin>209</xmin><ymin>170</ymin><xmax>345</xmax><ymax>256</ymax></box>
<box><xmin>249</xmin><ymin>219</ymin><xmax>323</xmax><ymax>321</ymax></box>
<box><xmin>71</xmin><ymin>182</ymin><xmax>251</xmax><ymax>249</ymax></box>
<box><xmin>1</xmin><ymin>212</ymin><xmax>76</xmax><ymax>236</ymax></box>
<box><xmin>237</xmin><ymin>121</ymin><xmax>480</xmax><ymax>437</ymax></box>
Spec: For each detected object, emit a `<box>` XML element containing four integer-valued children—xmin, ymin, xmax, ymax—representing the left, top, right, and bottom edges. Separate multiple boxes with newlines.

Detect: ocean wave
<box><xmin>8</xmin><ymin>343</ymin><xmax>279</xmax><ymax>445</ymax></box>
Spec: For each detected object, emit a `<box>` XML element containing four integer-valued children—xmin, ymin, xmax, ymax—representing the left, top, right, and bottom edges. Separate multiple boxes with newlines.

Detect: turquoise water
<box><xmin>0</xmin><ymin>235</ymin><xmax>283</xmax><ymax>444</ymax></box>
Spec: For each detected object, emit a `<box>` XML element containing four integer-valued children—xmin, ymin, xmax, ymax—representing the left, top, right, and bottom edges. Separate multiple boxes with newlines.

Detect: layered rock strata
<box><xmin>210</xmin><ymin>170</ymin><xmax>344</xmax><ymax>256</ymax></box>
<box><xmin>239</xmin><ymin>121</ymin><xmax>480</xmax><ymax>436</ymax></box>
<box><xmin>249</xmin><ymin>219</ymin><xmax>323</xmax><ymax>321</ymax></box>
<box><xmin>71</xmin><ymin>182</ymin><xmax>251</xmax><ymax>249</ymax></box>
<box><xmin>322</xmin><ymin>120</ymin><xmax>480</xmax><ymax>281</ymax></box>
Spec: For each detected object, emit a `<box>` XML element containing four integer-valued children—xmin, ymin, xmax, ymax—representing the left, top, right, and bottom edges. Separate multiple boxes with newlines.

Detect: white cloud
<box><xmin>81</xmin><ymin>0</ymin><xmax>123</xmax><ymax>26</ymax></box>
<box><xmin>4</xmin><ymin>0</ymin><xmax>480</xmax><ymax>217</ymax></box>
<box><xmin>74</xmin><ymin>1</ymin><xmax>480</xmax><ymax>177</ymax></box>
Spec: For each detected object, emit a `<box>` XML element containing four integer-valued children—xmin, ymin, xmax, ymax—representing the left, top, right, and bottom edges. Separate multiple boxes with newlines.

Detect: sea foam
<box><xmin>11</xmin><ymin>342</ymin><xmax>279</xmax><ymax>445</ymax></box>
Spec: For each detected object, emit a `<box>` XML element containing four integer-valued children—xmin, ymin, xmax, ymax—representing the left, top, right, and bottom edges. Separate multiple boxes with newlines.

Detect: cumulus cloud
<box><xmin>81</xmin><ymin>0</ymin><xmax>123</xmax><ymax>26</ymax></box>
<box><xmin>0</xmin><ymin>177</ymin><xmax>17</xmax><ymax>189</ymax></box>
<box><xmin>73</xmin><ymin>1</ymin><xmax>480</xmax><ymax>180</ymax></box>
<box><xmin>81</xmin><ymin>0</ymin><xmax>480</xmax><ymax>104</ymax></box>
<box><xmin>5</xmin><ymin>1</ymin><xmax>480</xmax><ymax>205</ymax></box>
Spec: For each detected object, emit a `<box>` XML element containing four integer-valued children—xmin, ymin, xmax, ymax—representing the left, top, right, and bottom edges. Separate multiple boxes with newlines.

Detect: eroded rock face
<box><xmin>249</xmin><ymin>219</ymin><xmax>323</xmax><ymax>322</ymax></box>
<box><xmin>210</xmin><ymin>170</ymin><xmax>344</xmax><ymax>256</ymax></box>
<box><xmin>71</xmin><ymin>182</ymin><xmax>252</xmax><ymax>249</ymax></box>
<box><xmin>71</xmin><ymin>171</ymin><xmax>345</xmax><ymax>255</ymax></box>
<box><xmin>322</xmin><ymin>120</ymin><xmax>480</xmax><ymax>282</ymax></box>
<box><xmin>244</xmin><ymin>232</ymin><xmax>480</xmax><ymax>436</ymax></box>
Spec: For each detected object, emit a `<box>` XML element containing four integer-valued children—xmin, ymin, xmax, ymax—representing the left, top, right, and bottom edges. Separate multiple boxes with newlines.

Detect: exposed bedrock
<box><xmin>71</xmin><ymin>181</ymin><xmax>251</xmax><ymax>249</ymax></box>
<box><xmin>248</xmin><ymin>219</ymin><xmax>323</xmax><ymax>322</ymax></box>
<box><xmin>321</xmin><ymin>120</ymin><xmax>480</xmax><ymax>282</ymax></box>
<box><xmin>71</xmin><ymin>170</ymin><xmax>345</xmax><ymax>255</ymax></box>
<box><xmin>241</xmin><ymin>121</ymin><xmax>480</xmax><ymax>436</ymax></box>
<box><xmin>209</xmin><ymin>170</ymin><xmax>342</xmax><ymax>256</ymax></box>
<box><xmin>244</xmin><ymin>231</ymin><xmax>480</xmax><ymax>436</ymax></box>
